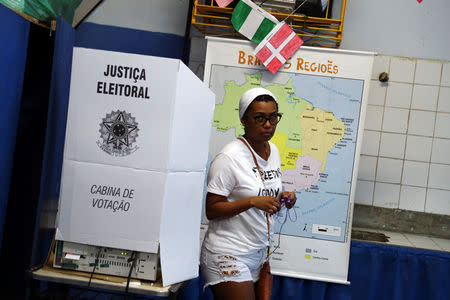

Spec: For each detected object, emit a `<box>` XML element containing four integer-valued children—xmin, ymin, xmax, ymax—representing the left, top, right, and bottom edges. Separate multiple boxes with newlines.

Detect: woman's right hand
<box><xmin>250</xmin><ymin>196</ymin><xmax>281</xmax><ymax>215</ymax></box>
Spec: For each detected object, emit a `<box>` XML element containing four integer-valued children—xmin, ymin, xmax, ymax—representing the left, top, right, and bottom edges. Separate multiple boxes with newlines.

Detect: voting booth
<box><xmin>55</xmin><ymin>47</ymin><xmax>215</xmax><ymax>286</ymax></box>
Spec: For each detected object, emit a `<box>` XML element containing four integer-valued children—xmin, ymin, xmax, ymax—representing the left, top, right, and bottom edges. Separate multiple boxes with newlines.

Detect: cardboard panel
<box><xmin>168</xmin><ymin>63</ymin><xmax>215</xmax><ymax>172</ymax></box>
<box><xmin>64</xmin><ymin>47</ymin><xmax>180</xmax><ymax>172</ymax></box>
<box><xmin>159</xmin><ymin>171</ymin><xmax>205</xmax><ymax>286</ymax></box>
<box><xmin>56</xmin><ymin>160</ymin><xmax>165</xmax><ymax>253</ymax></box>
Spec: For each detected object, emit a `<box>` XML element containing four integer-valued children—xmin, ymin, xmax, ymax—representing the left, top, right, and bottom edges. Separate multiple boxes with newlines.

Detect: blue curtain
<box><xmin>349</xmin><ymin>241</ymin><xmax>449</xmax><ymax>300</ymax></box>
<box><xmin>176</xmin><ymin>241</ymin><xmax>450</xmax><ymax>300</ymax></box>
<box><xmin>31</xmin><ymin>17</ymin><xmax>75</xmax><ymax>266</ymax></box>
<box><xmin>67</xmin><ymin>240</ymin><xmax>445</xmax><ymax>299</ymax></box>
<box><xmin>0</xmin><ymin>4</ymin><xmax>29</xmax><ymax>247</ymax></box>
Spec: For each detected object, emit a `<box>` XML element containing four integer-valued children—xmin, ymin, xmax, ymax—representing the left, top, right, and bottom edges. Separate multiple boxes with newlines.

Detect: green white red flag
<box><xmin>231</xmin><ymin>0</ymin><xmax>279</xmax><ymax>44</ymax></box>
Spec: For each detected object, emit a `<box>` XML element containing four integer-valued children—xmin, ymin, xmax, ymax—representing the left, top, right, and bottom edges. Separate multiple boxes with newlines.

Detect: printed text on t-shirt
<box><xmin>258</xmin><ymin>187</ymin><xmax>280</xmax><ymax>197</ymax></box>
<box><xmin>252</xmin><ymin>167</ymin><xmax>282</xmax><ymax>180</ymax></box>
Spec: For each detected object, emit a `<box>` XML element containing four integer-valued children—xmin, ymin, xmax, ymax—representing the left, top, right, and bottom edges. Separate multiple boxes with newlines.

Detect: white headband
<box><xmin>239</xmin><ymin>87</ymin><xmax>277</xmax><ymax>119</ymax></box>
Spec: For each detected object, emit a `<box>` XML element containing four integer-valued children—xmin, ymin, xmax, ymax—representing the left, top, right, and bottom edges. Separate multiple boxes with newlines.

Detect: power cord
<box><xmin>124</xmin><ymin>251</ymin><xmax>137</xmax><ymax>300</ymax></box>
<box><xmin>268</xmin><ymin>198</ymin><xmax>298</xmax><ymax>259</ymax></box>
<box><xmin>87</xmin><ymin>247</ymin><xmax>103</xmax><ymax>288</ymax></box>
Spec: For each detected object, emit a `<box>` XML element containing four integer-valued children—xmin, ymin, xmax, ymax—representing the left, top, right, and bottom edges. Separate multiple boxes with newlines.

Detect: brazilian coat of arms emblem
<box><xmin>97</xmin><ymin>110</ymin><xmax>139</xmax><ymax>156</ymax></box>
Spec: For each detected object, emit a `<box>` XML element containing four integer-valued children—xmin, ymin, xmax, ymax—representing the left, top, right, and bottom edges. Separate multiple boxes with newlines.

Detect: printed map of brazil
<box><xmin>207</xmin><ymin>66</ymin><xmax>364</xmax><ymax>242</ymax></box>
<box><xmin>213</xmin><ymin>72</ymin><xmax>346</xmax><ymax>192</ymax></box>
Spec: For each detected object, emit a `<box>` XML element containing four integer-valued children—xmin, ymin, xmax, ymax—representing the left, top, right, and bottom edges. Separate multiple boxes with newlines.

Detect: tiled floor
<box><xmin>352</xmin><ymin>227</ymin><xmax>450</xmax><ymax>252</ymax></box>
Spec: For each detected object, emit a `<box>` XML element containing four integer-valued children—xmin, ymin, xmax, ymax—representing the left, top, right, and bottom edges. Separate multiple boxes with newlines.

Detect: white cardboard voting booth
<box><xmin>56</xmin><ymin>47</ymin><xmax>215</xmax><ymax>286</ymax></box>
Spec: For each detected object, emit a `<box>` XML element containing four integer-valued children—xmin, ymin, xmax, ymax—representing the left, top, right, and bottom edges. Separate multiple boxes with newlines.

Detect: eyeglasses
<box><xmin>245</xmin><ymin>113</ymin><xmax>282</xmax><ymax>125</ymax></box>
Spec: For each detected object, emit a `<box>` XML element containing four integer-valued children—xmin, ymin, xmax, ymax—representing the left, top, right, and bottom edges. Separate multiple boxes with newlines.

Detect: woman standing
<box><xmin>200</xmin><ymin>87</ymin><xmax>297</xmax><ymax>299</ymax></box>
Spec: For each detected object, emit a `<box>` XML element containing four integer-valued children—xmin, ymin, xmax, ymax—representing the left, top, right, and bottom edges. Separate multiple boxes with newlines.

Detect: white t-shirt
<box><xmin>203</xmin><ymin>138</ymin><xmax>283</xmax><ymax>255</ymax></box>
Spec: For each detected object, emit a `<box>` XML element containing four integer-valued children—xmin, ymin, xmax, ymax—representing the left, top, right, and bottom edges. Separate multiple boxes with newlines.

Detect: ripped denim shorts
<box><xmin>200</xmin><ymin>246</ymin><xmax>266</xmax><ymax>289</ymax></box>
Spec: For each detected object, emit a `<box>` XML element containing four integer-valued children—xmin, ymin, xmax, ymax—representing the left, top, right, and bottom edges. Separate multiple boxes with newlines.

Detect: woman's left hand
<box><xmin>281</xmin><ymin>191</ymin><xmax>297</xmax><ymax>209</ymax></box>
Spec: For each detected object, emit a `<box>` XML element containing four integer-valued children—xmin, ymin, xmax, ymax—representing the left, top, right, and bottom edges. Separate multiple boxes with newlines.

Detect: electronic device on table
<box><xmin>53</xmin><ymin>240</ymin><xmax>158</xmax><ymax>281</ymax></box>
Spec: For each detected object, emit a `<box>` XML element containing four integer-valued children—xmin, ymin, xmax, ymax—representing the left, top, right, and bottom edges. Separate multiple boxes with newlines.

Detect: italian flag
<box><xmin>231</xmin><ymin>0</ymin><xmax>279</xmax><ymax>44</ymax></box>
<box><xmin>255</xmin><ymin>22</ymin><xmax>303</xmax><ymax>74</ymax></box>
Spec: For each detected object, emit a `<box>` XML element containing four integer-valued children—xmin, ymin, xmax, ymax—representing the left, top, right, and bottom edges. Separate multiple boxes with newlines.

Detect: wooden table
<box><xmin>30</xmin><ymin>265</ymin><xmax>187</xmax><ymax>299</ymax></box>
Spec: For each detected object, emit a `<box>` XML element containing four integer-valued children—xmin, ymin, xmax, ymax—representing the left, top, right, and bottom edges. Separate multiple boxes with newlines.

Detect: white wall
<box><xmin>357</xmin><ymin>55</ymin><xmax>450</xmax><ymax>215</ymax></box>
<box><xmin>85</xmin><ymin>0</ymin><xmax>190</xmax><ymax>36</ymax></box>
<box><xmin>340</xmin><ymin>0</ymin><xmax>450</xmax><ymax>61</ymax></box>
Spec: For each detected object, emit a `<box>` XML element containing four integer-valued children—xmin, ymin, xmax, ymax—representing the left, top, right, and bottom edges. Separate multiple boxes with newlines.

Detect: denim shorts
<box><xmin>200</xmin><ymin>246</ymin><xmax>266</xmax><ymax>289</ymax></box>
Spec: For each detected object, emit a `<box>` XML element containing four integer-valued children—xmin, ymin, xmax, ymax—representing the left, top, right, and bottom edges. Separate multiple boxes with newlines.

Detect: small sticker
<box><xmin>312</xmin><ymin>224</ymin><xmax>341</xmax><ymax>237</ymax></box>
